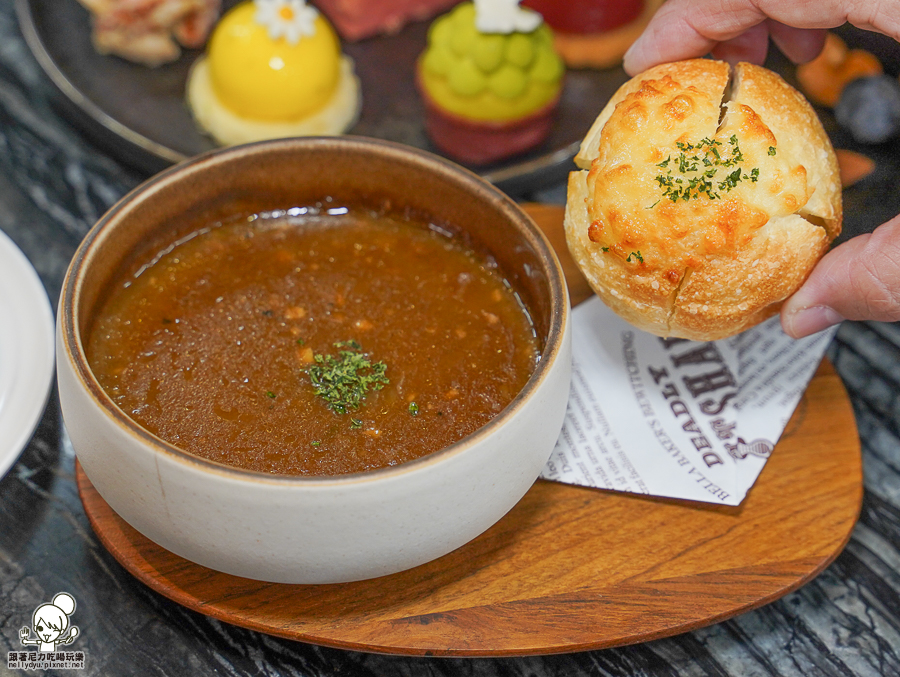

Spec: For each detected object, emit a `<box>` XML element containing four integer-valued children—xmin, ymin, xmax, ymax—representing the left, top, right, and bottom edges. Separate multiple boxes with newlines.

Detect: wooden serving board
<box><xmin>77</xmin><ymin>204</ymin><xmax>863</xmax><ymax>656</ymax></box>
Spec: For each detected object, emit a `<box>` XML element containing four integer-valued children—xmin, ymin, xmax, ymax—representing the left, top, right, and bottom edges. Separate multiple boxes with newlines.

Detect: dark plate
<box><xmin>16</xmin><ymin>0</ymin><xmax>632</xmax><ymax>194</ymax></box>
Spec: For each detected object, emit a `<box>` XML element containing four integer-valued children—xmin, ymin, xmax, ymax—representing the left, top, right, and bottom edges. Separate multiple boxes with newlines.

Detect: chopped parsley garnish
<box><xmin>626</xmin><ymin>251</ymin><xmax>644</xmax><ymax>264</ymax></box>
<box><xmin>727</xmin><ymin>135</ymin><xmax>744</xmax><ymax>164</ymax></box>
<box><xmin>719</xmin><ymin>167</ymin><xmax>743</xmax><ymax>192</ymax></box>
<box><xmin>306</xmin><ymin>340</ymin><xmax>389</xmax><ymax>415</ymax></box>
<box><xmin>266</xmin><ymin>391</ymin><xmax>276</xmax><ymax>399</ymax></box>
<box><xmin>409</xmin><ymin>402</ymin><xmax>419</xmax><ymax>416</ymax></box>
<box><xmin>350</xmin><ymin>418</ymin><xmax>363</xmax><ymax>429</ymax></box>
<box><xmin>768</xmin><ymin>146</ymin><xmax>777</xmax><ymax>156</ymax></box>
<box><xmin>652</xmin><ymin>136</ymin><xmax>760</xmax><ymax>205</ymax></box>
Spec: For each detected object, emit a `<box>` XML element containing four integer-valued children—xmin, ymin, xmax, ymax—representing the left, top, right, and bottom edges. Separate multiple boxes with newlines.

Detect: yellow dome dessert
<box><xmin>187</xmin><ymin>0</ymin><xmax>361</xmax><ymax>145</ymax></box>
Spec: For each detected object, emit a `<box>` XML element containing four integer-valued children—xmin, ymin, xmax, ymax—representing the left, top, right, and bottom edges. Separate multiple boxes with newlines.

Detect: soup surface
<box><xmin>87</xmin><ymin>207</ymin><xmax>540</xmax><ymax>475</ymax></box>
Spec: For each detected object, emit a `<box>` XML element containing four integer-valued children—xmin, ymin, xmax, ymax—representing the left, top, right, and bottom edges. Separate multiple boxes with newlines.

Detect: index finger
<box><xmin>623</xmin><ymin>0</ymin><xmax>900</xmax><ymax>74</ymax></box>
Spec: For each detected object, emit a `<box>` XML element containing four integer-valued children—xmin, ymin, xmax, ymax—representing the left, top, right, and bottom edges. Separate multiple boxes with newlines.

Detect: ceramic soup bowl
<box><xmin>57</xmin><ymin>137</ymin><xmax>572</xmax><ymax>584</ymax></box>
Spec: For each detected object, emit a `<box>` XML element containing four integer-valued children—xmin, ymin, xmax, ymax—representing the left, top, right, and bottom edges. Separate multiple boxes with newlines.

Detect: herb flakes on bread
<box><xmin>565</xmin><ymin>59</ymin><xmax>842</xmax><ymax>340</ymax></box>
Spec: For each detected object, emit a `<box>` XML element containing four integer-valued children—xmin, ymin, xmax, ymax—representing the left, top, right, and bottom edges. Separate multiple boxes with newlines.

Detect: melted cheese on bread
<box><xmin>566</xmin><ymin>59</ymin><xmax>841</xmax><ymax>340</ymax></box>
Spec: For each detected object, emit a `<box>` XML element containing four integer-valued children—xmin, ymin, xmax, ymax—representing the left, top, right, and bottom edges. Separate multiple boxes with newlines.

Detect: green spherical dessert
<box><xmin>416</xmin><ymin>2</ymin><xmax>565</xmax><ymax>165</ymax></box>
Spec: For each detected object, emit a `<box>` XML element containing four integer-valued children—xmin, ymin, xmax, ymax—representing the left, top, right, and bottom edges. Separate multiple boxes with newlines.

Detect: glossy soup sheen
<box><xmin>87</xmin><ymin>206</ymin><xmax>541</xmax><ymax>476</ymax></box>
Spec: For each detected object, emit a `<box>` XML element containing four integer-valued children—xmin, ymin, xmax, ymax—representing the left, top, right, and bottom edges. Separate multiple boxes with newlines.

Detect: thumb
<box><xmin>781</xmin><ymin>216</ymin><xmax>900</xmax><ymax>338</ymax></box>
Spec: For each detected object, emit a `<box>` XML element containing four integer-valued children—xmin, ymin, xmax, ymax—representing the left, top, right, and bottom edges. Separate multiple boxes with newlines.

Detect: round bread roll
<box><xmin>565</xmin><ymin>59</ymin><xmax>842</xmax><ymax>340</ymax></box>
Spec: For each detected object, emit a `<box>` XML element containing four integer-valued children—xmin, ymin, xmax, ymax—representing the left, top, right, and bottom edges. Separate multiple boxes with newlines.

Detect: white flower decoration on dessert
<box><xmin>254</xmin><ymin>0</ymin><xmax>319</xmax><ymax>45</ymax></box>
<box><xmin>474</xmin><ymin>0</ymin><xmax>542</xmax><ymax>34</ymax></box>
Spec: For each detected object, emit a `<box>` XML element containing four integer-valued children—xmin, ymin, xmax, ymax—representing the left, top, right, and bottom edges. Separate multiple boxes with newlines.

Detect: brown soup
<box><xmin>87</xmin><ymin>206</ymin><xmax>540</xmax><ymax>476</ymax></box>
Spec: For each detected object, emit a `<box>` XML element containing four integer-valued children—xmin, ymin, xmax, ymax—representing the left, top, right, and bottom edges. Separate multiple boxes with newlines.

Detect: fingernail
<box><xmin>784</xmin><ymin>305</ymin><xmax>844</xmax><ymax>338</ymax></box>
<box><xmin>622</xmin><ymin>41</ymin><xmax>643</xmax><ymax>74</ymax></box>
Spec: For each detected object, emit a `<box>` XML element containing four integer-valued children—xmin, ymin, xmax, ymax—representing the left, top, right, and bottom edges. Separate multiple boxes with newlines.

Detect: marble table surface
<box><xmin>2</xmin><ymin>2</ymin><xmax>900</xmax><ymax>674</ymax></box>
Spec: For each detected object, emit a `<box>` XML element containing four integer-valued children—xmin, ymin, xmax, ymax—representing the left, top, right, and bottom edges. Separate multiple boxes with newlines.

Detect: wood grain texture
<box><xmin>76</xmin><ymin>204</ymin><xmax>863</xmax><ymax>657</ymax></box>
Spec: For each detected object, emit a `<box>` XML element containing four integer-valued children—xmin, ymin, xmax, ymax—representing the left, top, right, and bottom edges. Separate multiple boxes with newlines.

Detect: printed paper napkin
<box><xmin>542</xmin><ymin>296</ymin><xmax>836</xmax><ymax>505</ymax></box>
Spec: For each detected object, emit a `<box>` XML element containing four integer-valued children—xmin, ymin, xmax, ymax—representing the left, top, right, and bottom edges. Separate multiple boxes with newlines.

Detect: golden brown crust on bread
<box><xmin>566</xmin><ymin>59</ymin><xmax>842</xmax><ymax>340</ymax></box>
<box><xmin>731</xmin><ymin>63</ymin><xmax>842</xmax><ymax>239</ymax></box>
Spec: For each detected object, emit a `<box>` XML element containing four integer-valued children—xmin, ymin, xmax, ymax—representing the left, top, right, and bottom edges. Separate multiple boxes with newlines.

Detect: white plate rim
<box><xmin>0</xmin><ymin>229</ymin><xmax>55</xmax><ymax>480</ymax></box>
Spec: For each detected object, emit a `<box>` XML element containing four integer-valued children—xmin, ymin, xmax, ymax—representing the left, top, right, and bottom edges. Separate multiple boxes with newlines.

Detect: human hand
<box><xmin>623</xmin><ymin>0</ymin><xmax>900</xmax><ymax>76</ymax></box>
<box><xmin>781</xmin><ymin>216</ymin><xmax>900</xmax><ymax>337</ymax></box>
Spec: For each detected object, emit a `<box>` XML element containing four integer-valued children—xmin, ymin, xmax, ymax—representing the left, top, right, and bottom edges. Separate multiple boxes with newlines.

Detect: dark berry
<box><xmin>835</xmin><ymin>75</ymin><xmax>900</xmax><ymax>144</ymax></box>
